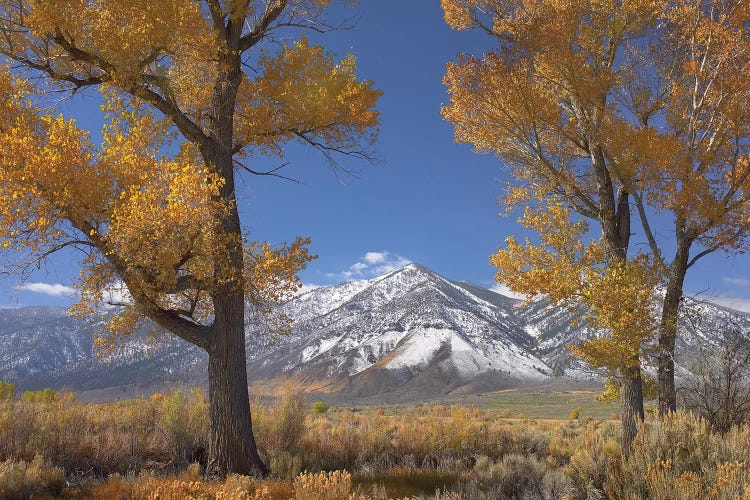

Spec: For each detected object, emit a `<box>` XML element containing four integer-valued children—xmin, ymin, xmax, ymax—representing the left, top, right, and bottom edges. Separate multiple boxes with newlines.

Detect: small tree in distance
<box><xmin>680</xmin><ymin>319</ymin><xmax>750</xmax><ymax>434</ymax></box>
<box><xmin>0</xmin><ymin>381</ymin><xmax>15</xmax><ymax>400</ymax></box>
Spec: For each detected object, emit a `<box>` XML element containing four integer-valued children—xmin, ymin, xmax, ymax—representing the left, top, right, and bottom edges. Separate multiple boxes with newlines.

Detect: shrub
<box><xmin>293</xmin><ymin>470</ymin><xmax>364</xmax><ymax>500</ymax></box>
<box><xmin>311</xmin><ymin>401</ymin><xmax>330</xmax><ymax>414</ymax></box>
<box><xmin>0</xmin><ymin>455</ymin><xmax>65</xmax><ymax>499</ymax></box>
<box><xmin>155</xmin><ymin>387</ymin><xmax>209</xmax><ymax>464</ymax></box>
<box><xmin>479</xmin><ymin>454</ymin><xmax>546</xmax><ymax>499</ymax></box>
<box><xmin>21</xmin><ymin>388</ymin><xmax>56</xmax><ymax>403</ymax></box>
<box><xmin>0</xmin><ymin>382</ymin><xmax>15</xmax><ymax>401</ymax></box>
<box><xmin>605</xmin><ymin>411</ymin><xmax>750</xmax><ymax>499</ymax></box>
<box><xmin>253</xmin><ymin>385</ymin><xmax>307</xmax><ymax>459</ymax></box>
<box><xmin>566</xmin><ymin>421</ymin><xmax>621</xmax><ymax>497</ymax></box>
<box><xmin>87</xmin><ymin>470</ymin><xmax>273</xmax><ymax>500</ymax></box>
<box><xmin>569</xmin><ymin>407</ymin><xmax>582</xmax><ymax>420</ymax></box>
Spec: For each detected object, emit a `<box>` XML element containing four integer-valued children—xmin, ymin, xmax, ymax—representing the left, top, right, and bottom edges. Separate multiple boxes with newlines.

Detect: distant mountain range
<box><xmin>1</xmin><ymin>263</ymin><xmax>748</xmax><ymax>401</ymax></box>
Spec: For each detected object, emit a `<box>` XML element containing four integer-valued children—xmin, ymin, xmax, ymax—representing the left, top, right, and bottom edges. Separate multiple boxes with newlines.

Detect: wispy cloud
<box><xmin>709</xmin><ymin>297</ymin><xmax>750</xmax><ymax>313</ymax></box>
<box><xmin>724</xmin><ymin>278</ymin><xmax>750</xmax><ymax>287</ymax></box>
<box><xmin>19</xmin><ymin>282</ymin><xmax>75</xmax><ymax>297</ymax></box>
<box><xmin>489</xmin><ymin>283</ymin><xmax>528</xmax><ymax>301</ymax></box>
<box><xmin>329</xmin><ymin>251</ymin><xmax>411</xmax><ymax>281</ymax></box>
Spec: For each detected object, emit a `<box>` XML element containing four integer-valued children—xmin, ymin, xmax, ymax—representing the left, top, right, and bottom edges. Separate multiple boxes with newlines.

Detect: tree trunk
<box><xmin>202</xmin><ymin>153</ymin><xmax>269</xmax><ymax>477</ymax></box>
<box><xmin>621</xmin><ymin>362</ymin><xmax>645</xmax><ymax>458</ymax></box>
<box><xmin>206</xmin><ymin>292</ymin><xmax>268</xmax><ymax>478</ymax></box>
<box><xmin>657</xmin><ymin>240</ymin><xmax>691</xmax><ymax>416</ymax></box>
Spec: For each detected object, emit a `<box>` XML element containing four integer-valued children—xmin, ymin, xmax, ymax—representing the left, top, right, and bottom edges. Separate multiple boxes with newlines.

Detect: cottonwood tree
<box><xmin>442</xmin><ymin>0</ymin><xmax>658</xmax><ymax>454</ymax></box>
<box><xmin>0</xmin><ymin>0</ymin><xmax>381</xmax><ymax>476</ymax></box>
<box><xmin>620</xmin><ymin>0</ymin><xmax>750</xmax><ymax>416</ymax></box>
<box><xmin>441</xmin><ymin>0</ymin><xmax>750</xmax><ymax>450</ymax></box>
<box><xmin>490</xmin><ymin>201</ymin><xmax>659</xmax><ymax>455</ymax></box>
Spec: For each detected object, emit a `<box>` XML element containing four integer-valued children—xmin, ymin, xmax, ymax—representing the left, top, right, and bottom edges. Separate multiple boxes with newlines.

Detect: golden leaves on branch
<box><xmin>235</xmin><ymin>36</ymin><xmax>382</xmax><ymax>158</ymax></box>
<box><xmin>0</xmin><ymin>66</ymin><xmax>316</xmax><ymax>348</ymax></box>
<box><xmin>491</xmin><ymin>201</ymin><xmax>659</xmax><ymax>375</ymax></box>
<box><xmin>244</xmin><ymin>237</ymin><xmax>316</xmax><ymax>337</ymax></box>
<box><xmin>25</xmin><ymin>0</ymin><xmax>218</xmax><ymax>88</ymax></box>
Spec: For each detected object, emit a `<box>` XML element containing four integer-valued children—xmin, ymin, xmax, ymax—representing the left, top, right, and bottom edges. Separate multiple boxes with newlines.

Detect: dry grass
<box><xmin>2</xmin><ymin>386</ymin><xmax>750</xmax><ymax>498</ymax></box>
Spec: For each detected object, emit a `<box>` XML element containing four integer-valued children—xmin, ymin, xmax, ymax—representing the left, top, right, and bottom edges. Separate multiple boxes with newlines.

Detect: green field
<box><xmin>342</xmin><ymin>384</ymin><xmax>657</xmax><ymax>420</ymax></box>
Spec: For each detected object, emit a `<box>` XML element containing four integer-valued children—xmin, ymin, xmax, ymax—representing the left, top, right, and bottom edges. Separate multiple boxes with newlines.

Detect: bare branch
<box><xmin>233</xmin><ymin>159</ymin><xmax>303</xmax><ymax>184</ymax></box>
<box><xmin>239</xmin><ymin>0</ymin><xmax>288</xmax><ymax>52</ymax></box>
<box><xmin>632</xmin><ymin>191</ymin><xmax>668</xmax><ymax>274</ymax></box>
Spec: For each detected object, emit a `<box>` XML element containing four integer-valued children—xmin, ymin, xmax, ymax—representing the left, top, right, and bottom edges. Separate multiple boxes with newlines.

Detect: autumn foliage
<box><xmin>442</xmin><ymin>0</ymin><xmax>750</xmax><ymax>448</ymax></box>
<box><xmin>0</xmin><ymin>0</ymin><xmax>382</xmax><ymax>476</ymax></box>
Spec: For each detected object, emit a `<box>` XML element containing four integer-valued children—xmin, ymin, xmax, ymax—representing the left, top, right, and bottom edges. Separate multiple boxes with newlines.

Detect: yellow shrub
<box><xmin>0</xmin><ymin>382</ymin><xmax>15</xmax><ymax>401</ymax></box>
<box><xmin>155</xmin><ymin>387</ymin><xmax>209</xmax><ymax>462</ymax></box>
<box><xmin>20</xmin><ymin>388</ymin><xmax>56</xmax><ymax>403</ymax></box>
<box><xmin>0</xmin><ymin>455</ymin><xmax>65</xmax><ymax>499</ymax></box>
<box><xmin>293</xmin><ymin>470</ymin><xmax>365</xmax><ymax>500</ymax></box>
<box><xmin>89</xmin><ymin>472</ymin><xmax>273</xmax><ymax>500</ymax></box>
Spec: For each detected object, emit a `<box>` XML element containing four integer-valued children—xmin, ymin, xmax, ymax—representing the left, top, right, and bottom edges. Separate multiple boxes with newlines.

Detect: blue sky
<box><xmin>1</xmin><ymin>1</ymin><xmax>749</xmax><ymax>312</ymax></box>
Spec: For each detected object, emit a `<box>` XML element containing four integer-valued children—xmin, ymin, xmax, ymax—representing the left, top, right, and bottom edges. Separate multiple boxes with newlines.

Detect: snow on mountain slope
<box><xmin>1</xmin><ymin>263</ymin><xmax>748</xmax><ymax>399</ymax></box>
<box><xmin>521</xmin><ymin>295</ymin><xmax>750</xmax><ymax>377</ymax></box>
<box><xmin>0</xmin><ymin>307</ymin><xmax>94</xmax><ymax>381</ymax></box>
<box><xmin>245</xmin><ymin>264</ymin><xmax>550</xmax><ymax>395</ymax></box>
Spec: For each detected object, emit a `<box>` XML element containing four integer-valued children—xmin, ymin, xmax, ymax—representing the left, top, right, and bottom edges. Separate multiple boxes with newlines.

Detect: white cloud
<box><xmin>19</xmin><ymin>282</ymin><xmax>75</xmax><ymax>297</ymax></box>
<box><xmin>363</xmin><ymin>252</ymin><xmax>388</xmax><ymax>265</ymax></box>
<box><xmin>724</xmin><ymin>278</ymin><xmax>750</xmax><ymax>287</ymax></box>
<box><xmin>371</xmin><ymin>256</ymin><xmax>411</xmax><ymax>275</ymax></box>
<box><xmin>490</xmin><ymin>283</ymin><xmax>528</xmax><ymax>301</ymax></box>
<box><xmin>350</xmin><ymin>262</ymin><xmax>368</xmax><ymax>273</ymax></box>
<box><xmin>709</xmin><ymin>297</ymin><xmax>750</xmax><ymax>313</ymax></box>
<box><xmin>330</xmin><ymin>251</ymin><xmax>412</xmax><ymax>281</ymax></box>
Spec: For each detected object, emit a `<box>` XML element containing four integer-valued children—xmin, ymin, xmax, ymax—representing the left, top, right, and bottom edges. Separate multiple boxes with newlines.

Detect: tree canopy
<box><xmin>442</xmin><ymin>0</ymin><xmax>750</xmax><ymax>451</ymax></box>
<box><xmin>0</xmin><ymin>0</ymin><xmax>382</xmax><ymax>476</ymax></box>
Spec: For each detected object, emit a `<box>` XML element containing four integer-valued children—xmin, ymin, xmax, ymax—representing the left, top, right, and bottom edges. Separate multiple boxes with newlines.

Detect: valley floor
<box><xmin>0</xmin><ymin>387</ymin><xmax>747</xmax><ymax>499</ymax></box>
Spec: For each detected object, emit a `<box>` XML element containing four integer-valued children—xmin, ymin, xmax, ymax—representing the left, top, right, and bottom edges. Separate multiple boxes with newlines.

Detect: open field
<box><xmin>1</xmin><ymin>387</ymin><xmax>749</xmax><ymax>499</ymax></box>
<box><xmin>323</xmin><ymin>381</ymin><xmax>654</xmax><ymax>420</ymax></box>
<box><xmin>383</xmin><ymin>386</ymin><xmax>627</xmax><ymax>420</ymax></box>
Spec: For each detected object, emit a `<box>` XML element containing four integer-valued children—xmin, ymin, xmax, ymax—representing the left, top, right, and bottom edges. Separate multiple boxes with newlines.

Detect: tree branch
<box><xmin>632</xmin><ymin>191</ymin><xmax>668</xmax><ymax>274</ymax></box>
<box><xmin>233</xmin><ymin>159</ymin><xmax>302</xmax><ymax>183</ymax></box>
<box><xmin>131</xmin><ymin>85</ymin><xmax>210</xmax><ymax>147</ymax></box>
<box><xmin>686</xmin><ymin>246</ymin><xmax>718</xmax><ymax>270</ymax></box>
<box><xmin>239</xmin><ymin>0</ymin><xmax>288</xmax><ymax>52</ymax></box>
<box><xmin>73</xmin><ymin>219</ymin><xmax>211</xmax><ymax>349</ymax></box>
<box><xmin>204</xmin><ymin>0</ymin><xmax>227</xmax><ymax>35</ymax></box>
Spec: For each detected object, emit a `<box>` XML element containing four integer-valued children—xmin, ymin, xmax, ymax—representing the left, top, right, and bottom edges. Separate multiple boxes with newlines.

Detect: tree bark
<box><xmin>199</xmin><ymin>17</ymin><xmax>270</xmax><ymax>477</ymax></box>
<box><xmin>205</xmin><ymin>292</ymin><xmax>268</xmax><ymax>477</ymax></box>
<box><xmin>657</xmin><ymin>240</ymin><xmax>691</xmax><ymax>416</ymax></box>
<box><xmin>199</xmin><ymin>147</ymin><xmax>269</xmax><ymax>477</ymax></box>
<box><xmin>621</xmin><ymin>362</ymin><xmax>645</xmax><ymax>458</ymax></box>
<box><xmin>590</xmin><ymin>153</ymin><xmax>646</xmax><ymax>456</ymax></box>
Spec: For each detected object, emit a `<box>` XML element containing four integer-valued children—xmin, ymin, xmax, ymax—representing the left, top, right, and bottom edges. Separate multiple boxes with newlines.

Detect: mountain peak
<box><xmin>5</xmin><ymin>264</ymin><xmax>750</xmax><ymax>400</ymax></box>
<box><xmin>371</xmin><ymin>262</ymin><xmax>443</xmax><ymax>288</ymax></box>
<box><xmin>386</xmin><ymin>262</ymin><xmax>436</xmax><ymax>277</ymax></box>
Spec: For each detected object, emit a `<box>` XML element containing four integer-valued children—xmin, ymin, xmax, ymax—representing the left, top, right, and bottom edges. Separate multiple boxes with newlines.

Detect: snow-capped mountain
<box><xmin>243</xmin><ymin>264</ymin><xmax>550</xmax><ymax>398</ymax></box>
<box><xmin>0</xmin><ymin>263</ymin><xmax>748</xmax><ymax>400</ymax></box>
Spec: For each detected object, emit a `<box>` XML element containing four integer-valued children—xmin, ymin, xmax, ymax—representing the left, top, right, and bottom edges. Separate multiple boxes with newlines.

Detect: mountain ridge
<box><xmin>1</xmin><ymin>263</ymin><xmax>748</xmax><ymax>401</ymax></box>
